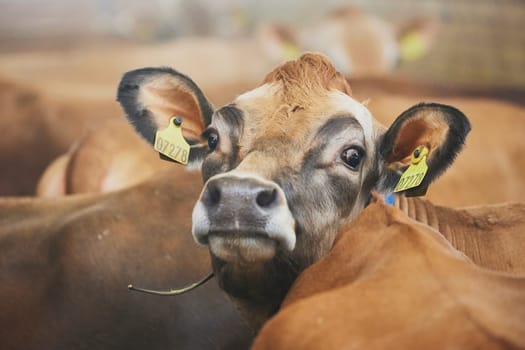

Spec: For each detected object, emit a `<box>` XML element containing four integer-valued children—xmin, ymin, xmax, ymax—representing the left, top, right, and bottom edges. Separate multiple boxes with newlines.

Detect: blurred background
<box><xmin>0</xmin><ymin>0</ymin><xmax>524</xmax><ymax>198</ymax></box>
<box><xmin>1</xmin><ymin>0</ymin><xmax>524</xmax><ymax>87</ymax></box>
<box><xmin>1</xmin><ymin>4</ymin><xmax>524</xmax><ymax>350</ymax></box>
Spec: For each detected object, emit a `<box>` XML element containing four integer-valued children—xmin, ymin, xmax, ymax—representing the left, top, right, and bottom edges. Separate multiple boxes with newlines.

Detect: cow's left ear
<box><xmin>378</xmin><ymin>102</ymin><xmax>471</xmax><ymax>196</ymax></box>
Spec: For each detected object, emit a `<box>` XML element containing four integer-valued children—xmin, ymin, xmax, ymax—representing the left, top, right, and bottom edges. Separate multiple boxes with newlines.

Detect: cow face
<box><xmin>118</xmin><ymin>53</ymin><xmax>470</xmax><ymax>326</ymax></box>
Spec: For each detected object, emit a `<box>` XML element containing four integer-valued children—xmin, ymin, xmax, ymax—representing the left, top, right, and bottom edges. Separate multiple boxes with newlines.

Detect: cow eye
<box><xmin>204</xmin><ymin>129</ymin><xmax>219</xmax><ymax>151</ymax></box>
<box><xmin>341</xmin><ymin>146</ymin><xmax>364</xmax><ymax>170</ymax></box>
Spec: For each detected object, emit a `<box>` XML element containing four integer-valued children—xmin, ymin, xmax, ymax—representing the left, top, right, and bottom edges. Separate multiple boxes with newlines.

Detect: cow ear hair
<box><xmin>378</xmin><ymin>102</ymin><xmax>471</xmax><ymax>196</ymax></box>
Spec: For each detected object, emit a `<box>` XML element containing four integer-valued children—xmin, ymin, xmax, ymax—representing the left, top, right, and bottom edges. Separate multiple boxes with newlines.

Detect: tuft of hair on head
<box><xmin>261</xmin><ymin>53</ymin><xmax>352</xmax><ymax>98</ymax></box>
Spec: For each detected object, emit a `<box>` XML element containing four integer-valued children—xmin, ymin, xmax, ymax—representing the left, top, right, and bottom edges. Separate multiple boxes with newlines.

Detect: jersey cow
<box><xmin>0</xmin><ymin>169</ymin><xmax>252</xmax><ymax>350</ymax></box>
<box><xmin>36</xmin><ymin>119</ymin><xmax>173</xmax><ymax>197</ymax></box>
<box><xmin>0</xmin><ymin>76</ymin><xmax>122</xmax><ymax>196</ymax></box>
<box><xmin>252</xmin><ymin>196</ymin><xmax>525</xmax><ymax>349</ymax></box>
<box><xmin>117</xmin><ymin>53</ymin><xmax>472</xmax><ymax>329</ymax></box>
<box><xmin>393</xmin><ymin>195</ymin><xmax>525</xmax><ymax>274</ymax></box>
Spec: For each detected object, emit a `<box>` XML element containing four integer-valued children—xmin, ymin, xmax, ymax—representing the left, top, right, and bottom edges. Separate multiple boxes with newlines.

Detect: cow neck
<box><xmin>282</xmin><ymin>200</ymin><xmax>436</xmax><ymax>307</ymax></box>
<box><xmin>230</xmin><ymin>297</ymin><xmax>277</xmax><ymax>332</ymax></box>
<box><xmin>375</xmin><ymin>193</ymin><xmax>453</xmax><ymax>240</ymax></box>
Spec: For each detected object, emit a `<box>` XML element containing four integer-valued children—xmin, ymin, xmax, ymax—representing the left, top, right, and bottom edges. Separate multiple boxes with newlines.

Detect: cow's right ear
<box><xmin>378</xmin><ymin>102</ymin><xmax>471</xmax><ymax>196</ymax></box>
<box><xmin>117</xmin><ymin>67</ymin><xmax>214</xmax><ymax>165</ymax></box>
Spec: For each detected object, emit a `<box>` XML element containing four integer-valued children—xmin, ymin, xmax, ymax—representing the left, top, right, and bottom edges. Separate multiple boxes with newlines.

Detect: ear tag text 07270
<box><xmin>154</xmin><ymin>116</ymin><xmax>190</xmax><ymax>165</ymax></box>
<box><xmin>394</xmin><ymin>145</ymin><xmax>429</xmax><ymax>193</ymax></box>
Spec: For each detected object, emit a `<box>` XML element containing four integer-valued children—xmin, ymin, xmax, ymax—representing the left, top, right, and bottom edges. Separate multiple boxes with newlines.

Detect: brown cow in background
<box><xmin>36</xmin><ymin>119</ymin><xmax>173</xmax><ymax>197</ymax></box>
<box><xmin>0</xmin><ymin>168</ymin><xmax>253</xmax><ymax>350</ymax></box>
<box><xmin>0</xmin><ymin>77</ymin><xmax>121</xmax><ymax>196</ymax></box>
<box><xmin>252</xmin><ymin>196</ymin><xmax>525</xmax><ymax>349</ymax></box>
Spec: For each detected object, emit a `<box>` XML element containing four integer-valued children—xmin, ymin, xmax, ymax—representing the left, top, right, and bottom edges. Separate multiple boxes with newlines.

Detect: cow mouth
<box><xmin>192</xmin><ymin>197</ymin><xmax>297</xmax><ymax>261</ymax></box>
<box><xmin>208</xmin><ymin>232</ymin><xmax>278</xmax><ymax>263</ymax></box>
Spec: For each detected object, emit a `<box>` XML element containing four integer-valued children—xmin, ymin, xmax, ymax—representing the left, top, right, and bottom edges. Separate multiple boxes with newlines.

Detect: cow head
<box><xmin>117</xmin><ymin>53</ymin><xmax>470</xmax><ymax>328</ymax></box>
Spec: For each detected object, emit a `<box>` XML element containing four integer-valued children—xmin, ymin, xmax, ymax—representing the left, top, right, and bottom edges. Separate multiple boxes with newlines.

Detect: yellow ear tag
<box><xmin>283</xmin><ymin>41</ymin><xmax>301</xmax><ymax>61</ymax></box>
<box><xmin>400</xmin><ymin>31</ymin><xmax>426</xmax><ymax>62</ymax></box>
<box><xmin>394</xmin><ymin>146</ymin><xmax>429</xmax><ymax>193</ymax></box>
<box><xmin>154</xmin><ymin>116</ymin><xmax>190</xmax><ymax>165</ymax></box>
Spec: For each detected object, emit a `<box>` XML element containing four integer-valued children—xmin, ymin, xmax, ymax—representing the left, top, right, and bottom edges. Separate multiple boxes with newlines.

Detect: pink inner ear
<box><xmin>141</xmin><ymin>80</ymin><xmax>206</xmax><ymax>137</ymax></box>
<box><xmin>388</xmin><ymin>115</ymin><xmax>449</xmax><ymax>166</ymax></box>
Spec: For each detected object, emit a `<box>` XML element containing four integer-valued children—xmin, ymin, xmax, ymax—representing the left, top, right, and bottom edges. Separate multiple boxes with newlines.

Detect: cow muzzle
<box><xmin>192</xmin><ymin>173</ymin><xmax>296</xmax><ymax>263</ymax></box>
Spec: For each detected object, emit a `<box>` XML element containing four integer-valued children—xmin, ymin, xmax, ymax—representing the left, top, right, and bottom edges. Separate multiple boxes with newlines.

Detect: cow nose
<box><xmin>192</xmin><ymin>173</ymin><xmax>296</xmax><ymax>253</ymax></box>
<box><xmin>202</xmin><ymin>176</ymin><xmax>281</xmax><ymax>212</ymax></box>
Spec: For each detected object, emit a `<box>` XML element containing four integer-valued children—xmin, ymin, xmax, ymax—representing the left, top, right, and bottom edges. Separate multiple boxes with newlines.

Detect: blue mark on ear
<box><xmin>384</xmin><ymin>193</ymin><xmax>396</xmax><ymax>206</ymax></box>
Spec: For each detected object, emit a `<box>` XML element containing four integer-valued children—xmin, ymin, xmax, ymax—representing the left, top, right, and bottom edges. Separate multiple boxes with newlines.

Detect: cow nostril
<box><xmin>256</xmin><ymin>189</ymin><xmax>278</xmax><ymax>208</ymax></box>
<box><xmin>205</xmin><ymin>185</ymin><xmax>221</xmax><ymax>206</ymax></box>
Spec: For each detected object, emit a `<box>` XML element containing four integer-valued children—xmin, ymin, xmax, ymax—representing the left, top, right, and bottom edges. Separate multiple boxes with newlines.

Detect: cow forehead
<box><xmin>233</xmin><ymin>82</ymin><xmax>375</xmax><ymax>150</ymax></box>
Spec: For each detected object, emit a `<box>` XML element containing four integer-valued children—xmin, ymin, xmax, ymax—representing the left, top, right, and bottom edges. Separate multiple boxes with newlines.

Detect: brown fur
<box><xmin>0</xmin><ymin>169</ymin><xmax>253</xmax><ymax>350</ymax></box>
<box><xmin>395</xmin><ymin>196</ymin><xmax>525</xmax><ymax>273</ymax></box>
<box><xmin>230</xmin><ymin>54</ymin><xmax>365</xmax><ymax>178</ymax></box>
<box><xmin>0</xmin><ymin>77</ymin><xmax>120</xmax><ymax>196</ymax></box>
<box><xmin>262</xmin><ymin>53</ymin><xmax>352</xmax><ymax>97</ymax></box>
<box><xmin>37</xmin><ymin>119</ymin><xmax>172</xmax><ymax>196</ymax></box>
<box><xmin>253</xmin><ymin>199</ymin><xmax>525</xmax><ymax>349</ymax></box>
